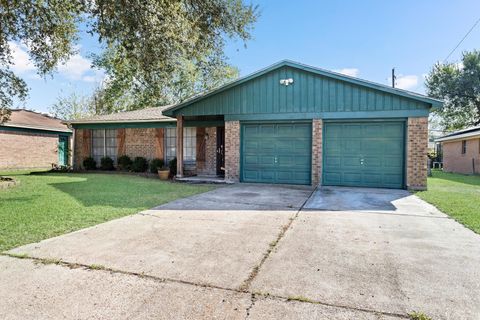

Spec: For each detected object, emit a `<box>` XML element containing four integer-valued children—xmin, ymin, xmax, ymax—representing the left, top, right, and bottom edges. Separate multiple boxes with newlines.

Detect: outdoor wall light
<box><xmin>279</xmin><ymin>78</ymin><xmax>294</xmax><ymax>86</ymax></box>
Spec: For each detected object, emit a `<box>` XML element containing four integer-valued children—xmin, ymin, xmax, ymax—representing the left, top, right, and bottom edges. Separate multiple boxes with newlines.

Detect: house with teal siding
<box><xmin>68</xmin><ymin>60</ymin><xmax>442</xmax><ymax>190</ymax></box>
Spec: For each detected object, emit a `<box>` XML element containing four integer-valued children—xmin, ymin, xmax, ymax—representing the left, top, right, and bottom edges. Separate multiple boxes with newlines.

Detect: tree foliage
<box><xmin>0</xmin><ymin>0</ymin><xmax>258</xmax><ymax>118</ymax></box>
<box><xmin>425</xmin><ymin>50</ymin><xmax>480</xmax><ymax>131</ymax></box>
<box><xmin>93</xmin><ymin>49</ymin><xmax>240</xmax><ymax>113</ymax></box>
<box><xmin>49</xmin><ymin>91</ymin><xmax>96</xmax><ymax>120</ymax></box>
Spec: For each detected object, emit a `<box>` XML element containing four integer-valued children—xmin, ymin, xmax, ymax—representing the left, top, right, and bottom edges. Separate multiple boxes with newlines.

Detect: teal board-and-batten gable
<box><xmin>163</xmin><ymin>60</ymin><xmax>442</xmax><ymax>120</ymax></box>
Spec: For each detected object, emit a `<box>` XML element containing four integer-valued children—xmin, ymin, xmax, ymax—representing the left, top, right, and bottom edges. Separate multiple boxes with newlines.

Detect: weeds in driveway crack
<box><xmin>408</xmin><ymin>311</ymin><xmax>432</xmax><ymax>320</ymax></box>
<box><xmin>3</xmin><ymin>252</ymin><xmax>410</xmax><ymax>319</ymax></box>
<box><xmin>238</xmin><ymin>187</ymin><xmax>317</xmax><ymax>292</ymax></box>
<box><xmin>238</xmin><ymin>211</ymin><xmax>300</xmax><ymax>292</ymax></box>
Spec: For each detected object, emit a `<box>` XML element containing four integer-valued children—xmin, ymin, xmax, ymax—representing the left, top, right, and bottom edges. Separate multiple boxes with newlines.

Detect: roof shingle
<box><xmin>68</xmin><ymin>106</ymin><xmax>175</xmax><ymax>124</ymax></box>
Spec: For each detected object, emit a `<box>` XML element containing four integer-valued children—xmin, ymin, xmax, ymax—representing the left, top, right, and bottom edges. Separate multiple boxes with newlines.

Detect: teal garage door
<box><xmin>323</xmin><ymin>121</ymin><xmax>405</xmax><ymax>189</ymax></box>
<box><xmin>241</xmin><ymin>122</ymin><xmax>312</xmax><ymax>185</ymax></box>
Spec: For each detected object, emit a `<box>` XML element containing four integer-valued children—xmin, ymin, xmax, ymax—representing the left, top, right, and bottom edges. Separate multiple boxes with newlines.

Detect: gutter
<box><xmin>64</xmin><ymin>118</ymin><xmax>176</xmax><ymax>125</ymax></box>
<box><xmin>436</xmin><ymin>131</ymin><xmax>480</xmax><ymax>142</ymax></box>
<box><xmin>0</xmin><ymin>123</ymin><xmax>71</xmax><ymax>133</ymax></box>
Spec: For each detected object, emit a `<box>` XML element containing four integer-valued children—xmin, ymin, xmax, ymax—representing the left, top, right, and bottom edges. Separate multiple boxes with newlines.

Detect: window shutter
<box><xmin>196</xmin><ymin>127</ymin><xmax>206</xmax><ymax>165</ymax></box>
<box><xmin>117</xmin><ymin>129</ymin><xmax>126</xmax><ymax>156</ymax></box>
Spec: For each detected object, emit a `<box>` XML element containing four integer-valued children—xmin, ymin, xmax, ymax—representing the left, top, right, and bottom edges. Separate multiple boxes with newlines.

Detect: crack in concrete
<box><xmin>1</xmin><ymin>252</ymin><xmax>408</xmax><ymax>319</ymax></box>
<box><xmin>244</xmin><ymin>293</ymin><xmax>256</xmax><ymax>320</ymax></box>
<box><xmin>238</xmin><ymin>187</ymin><xmax>317</xmax><ymax>292</ymax></box>
<box><xmin>256</xmin><ymin>293</ymin><xmax>409</xmax><ymax>319</ymax></box>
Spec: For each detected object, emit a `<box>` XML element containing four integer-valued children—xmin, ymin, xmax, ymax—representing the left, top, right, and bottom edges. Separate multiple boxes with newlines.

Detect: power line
<box><xmin>444</xmin><ymin>16</ymin><xmax>480</xmax><ymax>63</ymax></box>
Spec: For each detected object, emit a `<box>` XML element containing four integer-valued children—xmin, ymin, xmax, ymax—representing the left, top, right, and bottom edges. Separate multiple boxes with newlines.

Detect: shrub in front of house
<box><xmin>149</xmin><ymin>158</ymin><xmax>165</xmax><ymax>173</ymax></box>
<box><xmin>117</xmin><ymin>155</ymin><xmax>132</xmax><ymax>171</ymax></box>
<box><xmin>169</xmin><ymin>157</ymin><xmax>177</xmax><ymax>178</ymax></box>
<box><xmin>100</xmin><ymin>157</ymin><xmax>115</xmax><ymax>170</ymax></box>
<box><xmin>83</xmin><ymin>157</ymin><xmax>97</xmax><ymax>170</ymax></box>
<box><xmin>132</xmin><ymin>157</ymin><xmax>148</xmax><ymax>172</ymax></box>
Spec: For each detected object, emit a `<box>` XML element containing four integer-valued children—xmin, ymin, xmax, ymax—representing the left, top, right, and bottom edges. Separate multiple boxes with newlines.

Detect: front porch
<box><xmin>176</xmin><ymin>175</ymin><xmax>233</xmax><ymax>184</ymax></box>
<box><xmin>176</xmin><ymin>115</ymin><xmax>227</xmax><ymax>181</ymax></box>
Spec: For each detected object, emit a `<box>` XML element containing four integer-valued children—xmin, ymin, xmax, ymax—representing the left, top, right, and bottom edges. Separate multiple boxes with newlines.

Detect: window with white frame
<box><xmin>92</xmin><ymin>129</ymin><xmax>117</xmax><ymax>164</ymax></box>
<box><xmin>165</xmin><ymin>127</ymin><xmax>196</xmax><ymax>163</ymax></box>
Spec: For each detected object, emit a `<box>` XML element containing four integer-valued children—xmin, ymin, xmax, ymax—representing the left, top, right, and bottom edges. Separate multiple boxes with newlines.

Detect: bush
<box><xmin>149</xmin><ymin>158</ymin><xmax>165</xmax><ymax>173</ymax></box>
<box><xmin>169</xmin><ymin>157</ymin><xmax>177</xmax><ymax>177</ymax></box>
<box><xmin>83</xmin><ymin>157</ymin><xmax>96</xmax><ymax>170</ymax></box>
<box><xmin>117</xmin><ymin>155</ymin><xmax>132</xmax><ymax>171</ymax></box>
<box><xmin>131</xmin><ymin>157</ymin><xmax>148</xmax><ymax>172</ymax></box>
<box><xmin>100</xmin><ymin>157</ymin><xmax>115</xmax><ymax>170</ymax></box>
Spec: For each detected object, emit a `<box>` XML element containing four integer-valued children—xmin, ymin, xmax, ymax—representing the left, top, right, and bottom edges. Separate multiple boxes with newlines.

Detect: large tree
<box><xmin>92</xmin><ymin>48</ymin><xmax>240</xmax><ymax>113</ymax></box>
<box><xmin>425</xmin><ymin>50</ymin><xmax>480</xmax><ymax>131</ymax></box>
<box><xmin>0</xmin><ymin>0</ymin><xmax>257</xmax><ymax>118</ymax></box>
<box><xmin>49</xmin><ymin>91</ymin><xmax>96</xmax><ymax>120</ymax></box>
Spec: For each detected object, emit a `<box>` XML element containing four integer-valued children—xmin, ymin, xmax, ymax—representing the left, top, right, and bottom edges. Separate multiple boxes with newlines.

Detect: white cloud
<box><xmin>82</xmin><ymin>69</ymin><xmax>105</xmax><ymax>83</ymax></box>
<box><xmin>58</xmin><ymin>54</ymin><xmax>92</xmax><ymax>80</ymax></box>
<box><xmin>395</xmin><ymin>75</ymin><xmax>418</xmax><ymax>90</ymax></box>
<box><xmin>8</xmin><ymin>41</ymin><xmax>102</xmax><ymax>83</ymax></box>
<box><xmin>8</xmin><ymin>41</ymin><xmax>35</xmax><ymax>73</ymax></box>
<box><xmin>334</xmin><ymin>68</ymin><xmax>359</xmax><ymax>77</ymax></box>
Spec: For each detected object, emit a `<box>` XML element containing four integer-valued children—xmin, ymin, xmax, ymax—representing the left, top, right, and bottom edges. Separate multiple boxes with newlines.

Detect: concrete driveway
<box><xmin>1</xmin><ymin>184</ymin><xmax>480</xmax><ymax>319</ymax></box>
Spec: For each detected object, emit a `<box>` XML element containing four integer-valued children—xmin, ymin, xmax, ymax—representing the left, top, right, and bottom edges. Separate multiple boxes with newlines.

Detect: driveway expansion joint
<box><xmin>1</xmin><ymin>252</ymin><xmax>410</xmax><ymax>319</ymax></box>
<box><xmin>238</xmin><ymin>186</ymin><xmax>317</xmax><ymax>292</ymax></box>
<box><xmin>244</xmin><ymin>293</ymin><xmax>256</xmax><ymax>320</ymax></box>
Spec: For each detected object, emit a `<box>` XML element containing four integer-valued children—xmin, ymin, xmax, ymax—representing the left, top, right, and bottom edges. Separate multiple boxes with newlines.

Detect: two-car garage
<box><xmin>163</xmin><ymin>60</ymin><xmax>439</xmax><ymax>190</ymax></box>
<box><xmin>240</xmin><ymin>120</ymin><xmax>406</xmax><ymax>189</ymax></box>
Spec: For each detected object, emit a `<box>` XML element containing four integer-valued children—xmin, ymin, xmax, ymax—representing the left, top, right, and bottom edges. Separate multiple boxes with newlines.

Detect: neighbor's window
<box><xmin>92</xmin><ymin>129</ymin><xmax>117</xmax><ymax>164</ymax></box>
<box><xmin>461</xmin><ymin>140</ymin><xmax>467</xmax><ymax>154</ymax></box>
<box><xmin>164</xmin><ymin>127</ymin><xmax>197</xmax><ymax>163</ymax></box>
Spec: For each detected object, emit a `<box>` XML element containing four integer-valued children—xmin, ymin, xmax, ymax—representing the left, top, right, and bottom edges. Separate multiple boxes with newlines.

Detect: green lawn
<box><xmin>416</xmin><ymin>170</ymin><xmax>480</xmax><ymax>234</ymax></box>
<box><xmin>0</xmin><ymin>171</ymin><xmax>213</xmax><ymax>251</ymax></box>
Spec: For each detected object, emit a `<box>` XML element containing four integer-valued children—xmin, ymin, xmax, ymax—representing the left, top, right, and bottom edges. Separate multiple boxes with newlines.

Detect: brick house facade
<box><xmin>437</xmin><ymin>127</ymin><xmax>480</xmax><ymax>175</ymax></box>
<box><xmin>0</xmin><ymin>109</ymin><xmax>71</xmax><ymax>170</ymax></box>
<box><xmin>73</xmin><ymin>126</ymin><xmax>218</xmax><ymax>175</ymax></box>
<box><xmin>70</xmin><ymin>61</ymin><xmax>440</xmax><ymax>189</ymax></box>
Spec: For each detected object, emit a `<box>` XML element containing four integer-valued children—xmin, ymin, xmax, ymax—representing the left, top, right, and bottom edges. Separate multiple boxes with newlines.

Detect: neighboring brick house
<box><xmin>69</xmin><ymin>60</ymin><xmax>441</xmax><ymax>190</ymax></box>
<box><xmin>0</xmin><ymin>109</ymin><xmax>72</xmax><ymax>170</ymax></box>
<box><xmin>436</xmin><ymin>126</ymin><xmax>480</xmax><ymax>175</ymax></box>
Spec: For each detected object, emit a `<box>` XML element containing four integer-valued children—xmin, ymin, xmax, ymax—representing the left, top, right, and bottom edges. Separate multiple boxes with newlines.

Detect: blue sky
<box><xmin>10</xmin><ymin>0</ymin><xmax>480</xmax><ymax>113</ymax></box>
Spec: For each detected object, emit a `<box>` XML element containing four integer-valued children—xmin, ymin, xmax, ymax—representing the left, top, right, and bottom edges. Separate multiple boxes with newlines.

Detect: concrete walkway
<box><xmin>1</xmin><ymin>184</ymin><xmax>480</xmax><ymax>319</ymax></box>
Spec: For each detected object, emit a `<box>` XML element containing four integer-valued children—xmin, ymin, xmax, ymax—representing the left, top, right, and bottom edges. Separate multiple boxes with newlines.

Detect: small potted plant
<box><xmin>158</xmin><ymin>165</ymin><xmax>170</xmax><ymax>180</ymax></box>
<box><xmin>150</xmin><ymin>158</ymin><xmax>169</xmax><ymax>180</ymax></box>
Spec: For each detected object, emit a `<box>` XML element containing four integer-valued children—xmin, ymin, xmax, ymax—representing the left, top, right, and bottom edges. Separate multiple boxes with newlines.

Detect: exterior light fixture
<box><xmin>279</xmin><ymin>78</ymin><xmax>294</xmax><ymax>86</ymax></box>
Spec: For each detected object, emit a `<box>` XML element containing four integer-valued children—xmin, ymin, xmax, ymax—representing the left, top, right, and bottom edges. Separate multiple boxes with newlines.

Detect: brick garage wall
<box><xmin>224</xmin><ymin>121</ymin><xmax>240</xmax><ymax>182</ymax></box>
<box><xmin>407</xmin><ymin>117</ymin><xmax>428</xmax><ymax>190</ymax></box>
<box><xmin>443</xmin><ymin>138</ymin><xmax>480</xmax><ymax>174</ymax></box>
<box><xmin>0</xmin><ymin>130</ymin><xmax>59</xmax><ymax>169</ymax></box>
<box><xmin>197</xmin><ymin>127</ymin><xmax>217</xmax><ymax>175</ymax></box>
<box><xmin>311</xmin><ymin>119</ymin><xmax>323</xmax><ymax>186</ymax></box>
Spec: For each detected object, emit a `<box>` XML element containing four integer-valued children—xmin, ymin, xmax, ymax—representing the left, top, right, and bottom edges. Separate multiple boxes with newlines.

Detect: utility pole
<box><xmin>392</xmin><ymin>68</ymin><xmax>396</xmax><ymax>88</ymax></box>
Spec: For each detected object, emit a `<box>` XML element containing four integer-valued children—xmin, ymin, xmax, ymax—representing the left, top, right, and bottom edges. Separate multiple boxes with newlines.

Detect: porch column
<box><xmin>176</xmin><ymin>115</ymin><xmax>184</xmax><ymax>178</ymax></box>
